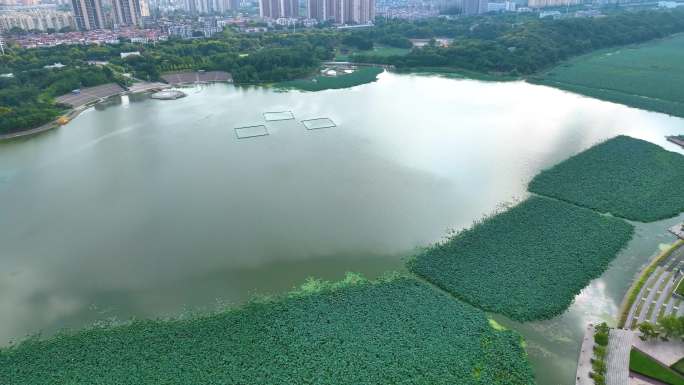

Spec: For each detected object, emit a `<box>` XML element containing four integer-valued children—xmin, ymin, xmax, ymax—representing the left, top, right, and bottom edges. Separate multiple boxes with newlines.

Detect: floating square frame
<box><xmin>302</xmin><ymin>118</ymin><xmax>337</xmax><ymax>130</ymax></box>
<box><xmin>264</xmin><ymin>111</ymin><xmax>295</xmax><ymax>121</ymax></box>
<box><xmin>235</xmin><ymin>125</ymin><xmax>269</xmax><ymax>139</ymax></box>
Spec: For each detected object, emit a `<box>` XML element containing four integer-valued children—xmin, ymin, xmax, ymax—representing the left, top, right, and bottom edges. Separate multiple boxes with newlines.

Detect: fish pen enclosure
<box><xmin>234</xmin><ymin>125</ymin><xmax>269</xmax><ymax>139</ymax></box>
<box><xmin>264</xmin><ymin>111</ymin><xmax>295</xmax><ymax>121</ymax></box>
<box><xmin>302</xmin><ymin>118</ymin><xmax>337</xmax><ymax>130</ymax></box>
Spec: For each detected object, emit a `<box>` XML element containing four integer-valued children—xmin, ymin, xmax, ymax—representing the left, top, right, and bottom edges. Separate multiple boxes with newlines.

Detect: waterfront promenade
<box><xmin>576</xmin><ymin>324</ymin><xmax>595</xmax><ymax>385</ymax></box>
<box><xmin>606</xmin><ymin>329</ymin><xmax>633</xmax><ymax>385</ymax></box>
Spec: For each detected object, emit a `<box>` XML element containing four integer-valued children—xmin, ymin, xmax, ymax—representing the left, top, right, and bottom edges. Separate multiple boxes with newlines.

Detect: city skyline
<box><xmin>70</xmin><ymin>0</ymin><xmax>104</xmax><ymax>30</ymax></box>
<box><xmin>258</xmin><ymin>0</ymin><xmax>298</xmax><ymax>18</ymax></box>
<box><xmin>112</xmin><ymin>0</ymin><xmax>150</xmax><ymax>27</ymax></box>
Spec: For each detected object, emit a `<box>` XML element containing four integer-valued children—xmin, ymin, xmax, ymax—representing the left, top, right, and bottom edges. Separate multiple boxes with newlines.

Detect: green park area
<box><xmin>676</xmin><ymin>278</ymin><xmax>684</xmax><ymax>297</ymax></box>
<box><xmin>335</xmin><ymin>45</ymin><xmax>411</xmax><ymax>61</ymax></box>
<box><xmin>409</xmin><ymin>196</ymin><xmax>634</xmax><ymax>321</ymax></box>
<box><xmin>275</xmin><ymin>67</ymin><xmax>384</xmax><ymax>91</ymax></box>
<box><xmin>630</xmin><ymin>349</ymin><xmax>684</xmax><ymax>385</ymax></box>
<box><xmin>533</xmin><ymin>34</ymin><xmax>684</xmax><ymax>118</ymax></box>
<box><xmin>0</xmin><ymin>274</ymin><xmax>535</xmax><ymax>385</ymax></box>
<box><xmin>674</xmin><ymin>357</ymin><xmax>684</xmax><ymax>375</ymax></box>
<box><xmin>529</xmin><ymin>136</ymin><xmax>684</xmax><ymax>222</ymax></box>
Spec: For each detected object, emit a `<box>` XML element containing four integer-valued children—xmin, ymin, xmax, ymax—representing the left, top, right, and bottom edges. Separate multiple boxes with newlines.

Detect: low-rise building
<box><xmin>120</xmin><ymin>51</ymin><xmax>141</xmax><ymax>58</ymax></box>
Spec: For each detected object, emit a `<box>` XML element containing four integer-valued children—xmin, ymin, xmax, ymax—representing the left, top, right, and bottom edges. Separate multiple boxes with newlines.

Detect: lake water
<box><xmin>1</xmin><ymin>72</ymin><xmax>683</xmax><ymax>384</ymax></box>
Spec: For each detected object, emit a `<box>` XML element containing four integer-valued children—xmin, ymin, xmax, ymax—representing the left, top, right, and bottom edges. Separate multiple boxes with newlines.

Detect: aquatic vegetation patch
<box><xmin>0</xmin><ymin>273</ymin><xmax>536</xmax><ymax>385</ymax></box>
<box><xmin>533</xmin><ymin>34</ymin><xmax>684</xmax><ymax>118</ymax></box>
<box><xmin>529</xmin><ymin>135</ymin><xmax>684</xmax><ymax>222</ymax></box>
<box><xmin>409</xmin><ymin>196</ymin><xmax>634</xmax><ymax>321</ymax></box>
<box><xmin>276</xmin><ymin>67</ymin><xmax>383</xmax><ymax>92</ymax></box>
<box><xmin>234</xmin><ymin>124</ymin><xmax>269</xmax><ymax>139</ymax></box>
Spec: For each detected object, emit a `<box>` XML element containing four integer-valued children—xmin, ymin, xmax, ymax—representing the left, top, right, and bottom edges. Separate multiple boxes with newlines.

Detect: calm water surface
<box><xmin>1</xmin><ymin>72</ymin><xmax>684</xmax><ymax>384</ymax></box>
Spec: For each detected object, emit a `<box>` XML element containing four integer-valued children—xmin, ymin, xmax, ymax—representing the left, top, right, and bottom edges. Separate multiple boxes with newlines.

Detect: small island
<box><xmin>150</xmin><ymin>90</ymin><xmax>187</xmax><ymax>100</ymax></box>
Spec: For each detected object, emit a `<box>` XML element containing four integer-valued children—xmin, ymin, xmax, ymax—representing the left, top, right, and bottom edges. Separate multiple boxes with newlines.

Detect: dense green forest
<box><xmin>0</xmin><ymin>64</ymin><xmax>117</xmax><ymax>134</ymax></box>
<box><xmin>2</xmin><ymin>8</ymin><xmax>684</xmax><ymax>134</ymax></box>
<box><xmin>355</xmin><ymin>8</ymin><xmax>684</xmax><ymax>74</ymax></box>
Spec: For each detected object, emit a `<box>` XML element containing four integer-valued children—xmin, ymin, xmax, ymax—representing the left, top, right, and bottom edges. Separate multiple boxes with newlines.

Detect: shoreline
<box><xmin>0</xmin><ymin>106</ymin><xmax>85</xmax><ymax>141</ymax></box>
<box><xmin>0</xmin><ymin>85</ymin><xmax>172</xmax><ymax>141</ymax></box>
<box><xmin>0</xmin><ymin>76</ymin><xmax>236</xmax><ymax>141</ymax></box>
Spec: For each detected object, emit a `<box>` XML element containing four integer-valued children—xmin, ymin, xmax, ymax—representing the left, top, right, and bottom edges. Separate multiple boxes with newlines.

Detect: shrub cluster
<box><xmin>590</xmin><ymin>323</ymin><xmax>609</xmax><ymax>385</ymax></box>
<box><xmin>529</xmin><ymin>135</ymin><xmax>684</xmax><ymax>222</ymax></box>
<box><xmin>638</xmin><ymin>314</ymin><xmax>684</xmax><ymax>342</ymax></box>
<box><xmin>409</xmin><ymin>196</ymin><xmax>634</xmax><ymax>321</ymax></box>
<box><xmin>0</xmin><ymin>274</ymin><xmax>535</xmax><ymax>385</ymax></box>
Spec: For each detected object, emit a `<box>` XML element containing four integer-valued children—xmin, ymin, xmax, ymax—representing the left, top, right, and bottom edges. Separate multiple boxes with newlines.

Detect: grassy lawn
<box><xmin>631</xmin><ymin>349</ymin><xmax>684</xmax><ymax>385</ymax></box>
<box><xmin>532</xmin><ymin>34</ymin><xmax>684</xmax><ymax>117</ymax></box>
<box><xmin>673</xmin><ymin>357</ymin><xmax>684</xmax><ymax>375</ymax></box>
<box><xmin>675</xmin><ymin>277</ymin><xmax>684</xmax><ymax>297</ymax></box>
<box><xmin>336</xmin><ymin>46</ymin><xmax>411</xmax><ymax>61</ymax></box>
<box><xmin>0</xmin><ymin>274</ymin><xmax>535</xmax><ymax>385</ymax></box>
<box><xmin>275</xmin><ymin>67</ymin><xmax>383</xmax><ymax>91</ymax></box>
<box><xmin>368</xmin><ymin>46</ymin><xmax>411</xmax><ymax>57</ymax></box>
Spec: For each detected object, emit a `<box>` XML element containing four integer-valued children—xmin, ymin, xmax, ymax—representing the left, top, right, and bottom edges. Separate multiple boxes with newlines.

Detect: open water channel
<box><xmin>1</xmin><ymin>72</ymin><xmax>683</xmax><ymax>384</ymax></box>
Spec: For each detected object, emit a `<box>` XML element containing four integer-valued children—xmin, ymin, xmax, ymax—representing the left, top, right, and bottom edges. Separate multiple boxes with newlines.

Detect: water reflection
<box><xmin>0</xmin><ymin>73</ymin><xmax>683</xmax><ymax>384</ymax></box>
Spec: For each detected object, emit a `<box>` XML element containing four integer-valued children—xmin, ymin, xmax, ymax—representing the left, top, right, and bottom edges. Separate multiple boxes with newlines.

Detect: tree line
<box><xmin>2</xmin><ymin>8</ymin><xmax>684</xmax><ymax>134</ymax></box>
<box><xmin>354</xmin><ymin>8</ymin><xmax>684</xmax><ymax>75</ymax></box>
